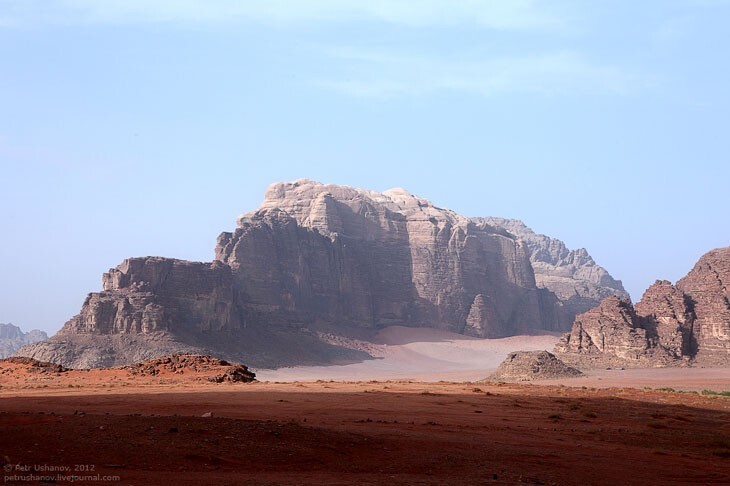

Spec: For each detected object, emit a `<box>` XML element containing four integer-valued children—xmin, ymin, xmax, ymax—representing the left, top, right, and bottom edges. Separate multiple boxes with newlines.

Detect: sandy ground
<box><xmin>259</xmin><ymin>326</ymin><xmax>561</xmax><ymax>382</ymax></box>
<box><xmin>536</xmin><ymin>366</ymin><xmax>730</xmax><ymax>391</ymax></box>
<box><xmin>257</xmin><ymin>327</ymin><xmax>730</xmax><ymax>391</ymax></box>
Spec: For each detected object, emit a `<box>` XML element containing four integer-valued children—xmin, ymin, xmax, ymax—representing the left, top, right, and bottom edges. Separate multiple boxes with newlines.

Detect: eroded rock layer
<box><xmin>18</xmin><ymin>180</ymin><xmax>624</xmax><ymax>368</ymax></box>
<box><xmin>556</xmin><ymin>247</ymin><xmax>730</xmax><ymax>366</ymax></box>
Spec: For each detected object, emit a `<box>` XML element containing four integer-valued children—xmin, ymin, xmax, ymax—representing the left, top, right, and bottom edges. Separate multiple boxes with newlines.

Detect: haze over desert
<box><xmin>3</xmin><ymin>1</ymin><xmax>730</xmax><ymax>485</ymax></box>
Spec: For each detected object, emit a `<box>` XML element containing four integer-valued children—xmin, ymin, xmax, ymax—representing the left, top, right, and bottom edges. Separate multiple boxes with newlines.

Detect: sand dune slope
<box><xmin>258</xmin><ymin>326</ymin><xmax>560</xmax><ymax>381</ymax></box>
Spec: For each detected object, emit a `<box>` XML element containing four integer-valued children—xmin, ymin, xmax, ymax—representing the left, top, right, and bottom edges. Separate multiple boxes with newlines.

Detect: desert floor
<box><xmin>1</xmin><ymin>376</ymin><xmax>729</xmax><ymax>485</ymax></box>
<box><xmin>2</xmin><ymin>327</ymin><xmax>729</xmax><ymax>485</ymax></box>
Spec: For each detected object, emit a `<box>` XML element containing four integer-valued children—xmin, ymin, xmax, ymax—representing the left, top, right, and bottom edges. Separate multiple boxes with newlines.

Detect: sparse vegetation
<box><xmin>701</xmin><ymin>389</ymin><xmax>730</xmax><ymax>397</ymax></box>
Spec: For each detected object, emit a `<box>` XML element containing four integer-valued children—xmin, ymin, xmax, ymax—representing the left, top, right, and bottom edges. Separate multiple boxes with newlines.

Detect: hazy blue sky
<box><xmin>2</xmin><ymin>1</ymin><xmax>729</xmax><ymax>333</ymax></box>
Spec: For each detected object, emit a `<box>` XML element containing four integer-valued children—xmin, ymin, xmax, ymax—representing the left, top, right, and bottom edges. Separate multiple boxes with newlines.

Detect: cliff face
<box><xmin>215</xmin><ymin>181</ymin><xmax>561</xmax><ymax>336</ymax></box>
<box><xmin>18</xmin><ymin>180</ymin><xmax>624</xmax><ymax>368</ymax></box>
<box><xmin>0</xmin><ymin>324</ymin><xmax>47</xmax><ymax>358</ymax></box>
<box><xmin>556</xmin><ymin>247</ymin><xmax>730</xmax><ymax>366</ymax></box>
<box><xmin>480</xmin><ymin>218</ymin><xmax>629</xmax><ymax>317</ymax></box>
<box><xmin>66</xmin><ymin>257</ymin><xmax>239</xmax><ymax>335</ymax></box>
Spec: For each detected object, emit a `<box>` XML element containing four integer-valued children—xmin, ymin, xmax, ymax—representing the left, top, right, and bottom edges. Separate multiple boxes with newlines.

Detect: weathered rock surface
<box><xmin>487</xmin><ymin>351</ymin><xmax>582</xmax><ymax>381</ymax></box>
<box><xmin>18</xmin><ymin>180</ymin><xmax>624</xmax><ymax>368</ymax></box>
<box><xmin>0</xmin><ymin>323</ymin><xmax>47</xmax><ymax>358</ymax></box>
<box><xmin>556</xmin><ymin>247</ymin><xmax>730</xmax><ymax>366</ymax></box>
<box><xmin>480</xmin><ymin>218</ymin><xmax>629</xmax><ymax>317</ymax></box>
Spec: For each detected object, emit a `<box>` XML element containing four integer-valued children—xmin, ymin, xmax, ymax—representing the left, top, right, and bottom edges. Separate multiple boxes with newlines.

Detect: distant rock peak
<box><xmin>0</xmin><ymin>323</ymin><xmax>48</xmax><ymax>359</ymax></box>
<box><xmin>479</xmin><ymin>216</ymin><xmax>628</xmax><ymax>318</ymax></box>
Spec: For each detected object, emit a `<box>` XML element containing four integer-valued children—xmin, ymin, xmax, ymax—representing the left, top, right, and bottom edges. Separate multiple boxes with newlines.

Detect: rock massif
<box><xmin>556</xmin><ymin>247</ymin><xmax>730</xmax><ymax>366</ymax></box>
<box><xmin>0</xmin><ymin>323</ymin><xmax>47</xmax><ymax>359</ymax></box>
<box><xmin>18</xmin><ymin>180</ymin><xmax>623</xmax><ymax>368</ymax></box>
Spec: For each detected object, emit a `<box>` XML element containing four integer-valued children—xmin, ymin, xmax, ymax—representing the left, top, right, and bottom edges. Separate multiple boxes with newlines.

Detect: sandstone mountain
<box><xmin>17</xmin><ymin>180</ymin><xmax>623</xmax><ymax>369</ymax></box>
<box><xmin>0</xmin><ymin>323</ymin><xmax>47</xmax><ymax>359</ymax></box>
<box><xmin>556</xmin><ymin>247</ymin><xmax>730</xmax><ymax>366</ymax></box>
<box><xmin>479</xmin><ymin>218</ymin><xmax>629</xmax><ymax>317</ymax></box>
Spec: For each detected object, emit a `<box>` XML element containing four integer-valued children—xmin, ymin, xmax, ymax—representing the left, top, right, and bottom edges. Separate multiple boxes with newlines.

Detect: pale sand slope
<box><xmin>257</xmin><ymin>326</ymin><xmax>560</xmax><ymax>382</ymax></box>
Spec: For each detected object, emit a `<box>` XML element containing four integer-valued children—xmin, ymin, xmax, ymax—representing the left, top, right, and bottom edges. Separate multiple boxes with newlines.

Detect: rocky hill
<box><xmin>556</xmin><ymin>247</ymin><xmax>730</xmax><ymax>366</ymax></box>
<box><xmin>17</xmin><ymin>180</ymin><xmax>624</xmax><ymax>369</ymax></box>
<box><xmin>0</xmin><ymin>323</ymin><xmax>47</xmax><ymax>358</ymax></box>
<box><xmin>487</xmin><ymin>351</ymin><xmax>582</xmax><ymax>382</ymax></box>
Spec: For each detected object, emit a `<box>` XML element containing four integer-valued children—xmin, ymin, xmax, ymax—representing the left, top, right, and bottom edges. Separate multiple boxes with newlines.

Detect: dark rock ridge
<box><xmin>1</xmin><ymin>356</ymin><xmax>68</xmax><ymax>373</ymax></box>
<box><xmin>487</xmin><ymin>351</ymin><xmax>582</xmax><ymax>381</ymax></box>
<box><xmin>479</xmin><ymin>218</ymin><xmax>629</xmax><ymax>317</ymax></box>
<box><xmin>0</xmin><ymin>323</ymin><xmax>47</xmax><ymax>359</ymax></box>
<box><xmin>17</xmin><ymin>180</ymin><xmax>624</xmax><ymax>368</ymax></box>
<box><xmin>556</xmin><ymin>247</ymin><xmax>730</xmax><ymax>366</ymax></box>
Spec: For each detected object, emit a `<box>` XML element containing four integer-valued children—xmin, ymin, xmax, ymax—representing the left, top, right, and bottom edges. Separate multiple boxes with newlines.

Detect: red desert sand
<box><xmin>1</xmin><ymin>328</ymin><xmax>729</xmax><ymax>485</ymax></box>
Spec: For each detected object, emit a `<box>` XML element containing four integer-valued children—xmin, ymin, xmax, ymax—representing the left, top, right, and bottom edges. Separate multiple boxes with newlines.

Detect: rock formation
<box><xmin>0</xmin><ymin>323</ymin><xmax>47</xmax><ymax>358</ymax></box>
<box><xmin>17</xmin><ymin>180</ymin><xmax>624</xmax><ymax>368</ymax></box>
<box><xmin>556</xmin><ymin>247</ymin><xmax>730</xmax><ymax>366</ymax></box>
<box><xmin>480</xmin><ymin>218</ymin><xmax>629</xmax><ymax>316</ymax></box>
<box><xmin>487</xmin><ymin>351</ymin><xmax>582</xmax><ymax>381</ymax></box>
<box><xmin>0</xmin><ymin>355</ymin><xmax>254</xmax><ymax>383</ymax></box>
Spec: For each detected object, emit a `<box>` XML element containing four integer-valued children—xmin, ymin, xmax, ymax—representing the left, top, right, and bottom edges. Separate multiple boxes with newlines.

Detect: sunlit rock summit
<box><xmin>17</xmin><ymin>180</ymin><xmax>626</xmax><ymax>368</ymax></box>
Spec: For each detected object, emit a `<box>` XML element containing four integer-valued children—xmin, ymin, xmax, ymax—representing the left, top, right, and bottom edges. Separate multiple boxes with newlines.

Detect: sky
<box><xmin>1</xmin><ymin>0</ymin><xmax>729</xmax><ymax>334</ymax></box>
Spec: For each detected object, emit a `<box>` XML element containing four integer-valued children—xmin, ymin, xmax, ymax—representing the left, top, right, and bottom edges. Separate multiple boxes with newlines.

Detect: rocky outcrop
<box><xmin>487</xmin><ymin>351</ymin><xmax>582</xmax><ymax>381</ymax></box>
<box><xmin>18</xmin><ymin>180</ymin><xmax>624</xmax><ymax>368</ymax></box>
<box><xmin>0</xmin><ymin>324</ymin><xmax>47</xmax><ymax>358</ymax></box>
<box><xmin>122</xmin><ymin>355</ymin><xmax>256</xmax><ymax>383</ymax></box>
<box><xmin>556</xmin><ymin>247</ymin><xmax>730</xmax><ymax>366</ymax></box>
<box><xmin>480</xmin><ymin>218</ymin><xmax>629</xmax><ymax>317</ymax></box>
<box><xmin>675</xmin><ymin>248</ymin><xmax>730</xmax><ymax>362</ymax></box>
<box><xmin>635</xmin><ymin>280</ymin><xmax>695</xmax><ymax>359</ymax></box>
